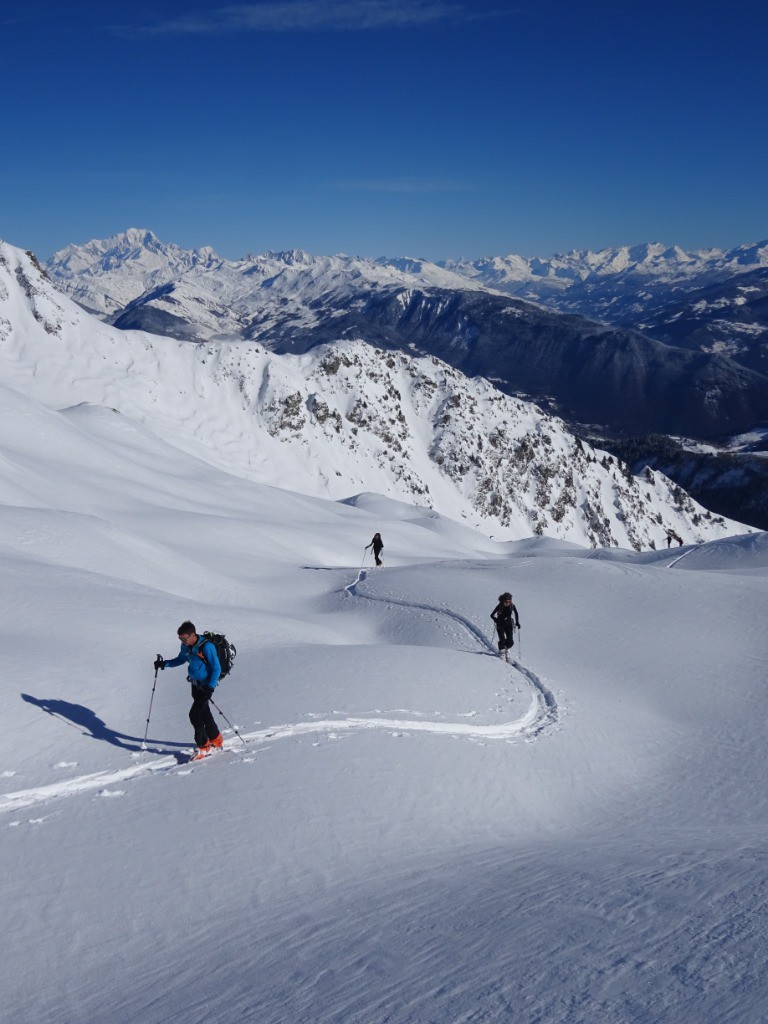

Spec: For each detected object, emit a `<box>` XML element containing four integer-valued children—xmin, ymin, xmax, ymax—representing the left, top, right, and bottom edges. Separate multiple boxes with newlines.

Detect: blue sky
<box><xmin>2</xmin><ymin>0</ymin><xmax>766</xmax><ymax>260</ymax></box>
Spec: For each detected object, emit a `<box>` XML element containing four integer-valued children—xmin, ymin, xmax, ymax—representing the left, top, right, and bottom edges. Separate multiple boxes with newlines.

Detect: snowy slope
<box><xmin>1</xmin><ymin>373</ymin><xmax>767</xmax><ymax>1024</ymax></box>
<box><xmin>1</xmin><ymin>240</ymin><xmax>747</xmax><ymax>548</ymax></box>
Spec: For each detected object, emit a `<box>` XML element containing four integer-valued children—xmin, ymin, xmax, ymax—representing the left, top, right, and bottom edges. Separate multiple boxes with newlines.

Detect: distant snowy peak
<box><xmin>444</xmin><ymin>240</ymin><xmax>768</xmax><ymax>286</ymax></box>
<box><xmin>0</xmin><ymin>240</ymin><xmax>749</xmax><ymax>550</ymax></box>
<box><xmin>46</xmin><ymin>228</ymin><xmax>768</xmax><ymax>332</ymax></box>
<box><xmin>440</xmin><ymin>240</ymin><xmax>768</xmax><ymax>319</ymax></box>
<box><xmin>46</xmin><ymin>229</ymin><xmax>487</xmax><ymax>319</ymax></box>
<box><xmin>47</xmin><ymin>230</ymin><xmax>768</xmax><ymax>312</ymax></box>
<box><xmin>49</xmin><ymin>227</ymin><xmax>220</xmax><ymax>272</ymax></box>
<box><xmin>46</xmin><ymin>228</ymin><xmax>224</xmax><ymax>315</ymax></box>
<box><xmin>259</xmin><ymin>247</ymin><xmax>314</xmax><ymax>266</ymax></box>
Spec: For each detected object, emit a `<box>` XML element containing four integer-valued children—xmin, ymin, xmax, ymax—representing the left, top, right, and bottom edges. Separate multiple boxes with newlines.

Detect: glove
<box><xmin>154</xmin><ymin>655</ymin><xmax>165</xmax><ymax>671</ymax></box>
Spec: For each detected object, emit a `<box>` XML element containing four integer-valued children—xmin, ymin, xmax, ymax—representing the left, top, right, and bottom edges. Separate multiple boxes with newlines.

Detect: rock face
<box><xmin>280</xmin><ymin>286</ymin><xmax>767</xmax><ymax>438</ymax></box>
<box><xmin>232</xmin><ymin>340</ymin><xmax>733</xmax><ymax>551</ymax></box>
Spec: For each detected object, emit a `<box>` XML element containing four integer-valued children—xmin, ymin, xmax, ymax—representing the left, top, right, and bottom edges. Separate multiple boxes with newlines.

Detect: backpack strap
<box><xmin>195</xmin><ymin>638</ymin><xmax>214</xmax><ymax>679</ymax></box>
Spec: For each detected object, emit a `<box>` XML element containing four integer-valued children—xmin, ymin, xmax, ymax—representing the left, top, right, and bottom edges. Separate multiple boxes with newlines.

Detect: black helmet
<box><xmin>499</xmin><ymin>592</ymin><xmax>512</xmax><ymax>602</ymax></box>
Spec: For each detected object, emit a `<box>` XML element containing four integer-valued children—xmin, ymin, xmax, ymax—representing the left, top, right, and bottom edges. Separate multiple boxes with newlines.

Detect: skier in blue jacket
<box><xmin>155</xmin><ymin>621</ymin><xmax>223</xmax><ymax>757</ymax></box>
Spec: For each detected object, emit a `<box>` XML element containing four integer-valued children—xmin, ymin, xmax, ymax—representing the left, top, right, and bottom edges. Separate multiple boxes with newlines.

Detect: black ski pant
<box><xmin>496</xmin><ymin>622</ymin><xmax>515</xmax><ymax>651</ymax></box>
<box><xmin>189</xmin><ymin>685</ymin><xmax>221</xmax><ymax>747</ymax></box>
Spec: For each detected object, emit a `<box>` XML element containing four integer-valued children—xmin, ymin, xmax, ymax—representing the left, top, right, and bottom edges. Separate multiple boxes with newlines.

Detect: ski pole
<box><xmin>141</xmin><ymin>659</ymin><xmax>161</xmax><ymax>750</ymax></box>
<box><xmin>211</xmin><ymin>696</ymin><xmax>248</xmax><ymax>748</ymax></box>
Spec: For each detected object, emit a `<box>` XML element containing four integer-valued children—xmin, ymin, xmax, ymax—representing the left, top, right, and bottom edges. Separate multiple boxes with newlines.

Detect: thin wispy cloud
<box><xmin>331</xmin><ymin>177</ymin><xmax>476</xmax><ymax>194</ymax></box>
<box><xmin>137</xmin><ymin>1</ymin><xmax>496</xmax><ymax>35</ymax></box>
<box><xmin>0</xmin><ymin>14</ymin><xmax>45</xmax><ymax>26</ymax></box>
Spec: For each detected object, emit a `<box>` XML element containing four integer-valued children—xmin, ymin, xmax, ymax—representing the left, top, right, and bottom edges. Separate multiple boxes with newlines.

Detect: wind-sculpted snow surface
<box><xmin>3</xmin><ymin>382</ymin><xmax>768</xmax><ymax>1024</ymax></box>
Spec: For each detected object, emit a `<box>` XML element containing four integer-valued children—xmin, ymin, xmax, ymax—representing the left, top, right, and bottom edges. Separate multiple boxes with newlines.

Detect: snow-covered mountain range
<box><xmin>45</xmin><ymin>231</ymin><xmax>768</xmax><ymax>439</ymax></box>
<box><xmin>46</xmin><ymin>228</ymin><xmax>485</xmax><ymax>323</ymax></box>
<box><xmin>444</xmin><ymin>241</ymin><xmax>768</xmax><ymax>376</ymax></box>
<box><xmin>50</xmin><ymin>231</ymin><xmax>768</xmax><ymax>318</ymax></box>
<box><xmin>0</xmin><ymin>240</ymin><xmax>748</xmax><ymax>549</ymax></box>
<box><xmin>442</xmin><ymin>240</ymin><xmax>768</xmax><ymax>319</ymax></box>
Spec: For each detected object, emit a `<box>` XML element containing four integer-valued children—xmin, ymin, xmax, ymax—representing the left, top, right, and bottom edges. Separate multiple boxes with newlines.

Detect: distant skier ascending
<box><xmin>366</xmin><ymin>532</ymin><xmax>384</xmax><ymax>567</ymax></box>
<box><xmin>154</xmin><ymin>621</ymin><xmax>223</xmax><ymax>760</ymax></box>
<box><xmin>490</xmin><ymin>592</ymin><xmax>521</xmax><ymax>662</ymax></box>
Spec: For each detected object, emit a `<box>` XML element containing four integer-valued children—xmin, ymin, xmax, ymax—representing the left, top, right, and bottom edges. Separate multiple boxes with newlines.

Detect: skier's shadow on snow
<box><xmin>21</xmin><ymin>694</ymin><xmax>188</xmax><ymax>754</ymax></box>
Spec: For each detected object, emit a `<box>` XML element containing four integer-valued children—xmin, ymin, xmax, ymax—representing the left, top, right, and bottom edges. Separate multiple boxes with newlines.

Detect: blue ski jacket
<box><xmin>164</xmin><ymin>635</ymin><xmax>221</xmax><ymax>689</ymax></box>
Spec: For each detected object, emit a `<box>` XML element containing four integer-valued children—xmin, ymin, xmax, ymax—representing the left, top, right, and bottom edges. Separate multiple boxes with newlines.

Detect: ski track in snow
<box><xmin>2</xmin><ymin>568</ymin><xmax>559</xmax><ymax>815</ymax></box>
<box><xmin>346</xmin><ymin>568</ymin><xmax>558</xmax><ymax>734</ymax></box>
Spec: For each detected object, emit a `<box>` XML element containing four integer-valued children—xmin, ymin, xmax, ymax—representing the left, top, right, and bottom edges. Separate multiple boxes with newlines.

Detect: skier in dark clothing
<box><xmin>366</xmin><ymin>532</ymin><xmax>384</xmax><ymax>567</ymax></box>
<box><xmin>154</xmin><ymin>621</ymin><xmax>223</xmax><ymax>759</ymax></box>
<box><xmin>490</xmin><ymin>592</ymin><xmax>521</xmax><ymax>662</ymax></box>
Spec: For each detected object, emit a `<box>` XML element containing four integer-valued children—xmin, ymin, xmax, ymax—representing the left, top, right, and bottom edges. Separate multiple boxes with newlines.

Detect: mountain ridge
<box><xmin>44</xmin><ymin>230</ymin><xmax>768</xmax><ymax>439</ymax></box>
<box><xmin>1</xmin><ymin>239</ymin><xmax>748</xmax><ymax>550</ymax></box>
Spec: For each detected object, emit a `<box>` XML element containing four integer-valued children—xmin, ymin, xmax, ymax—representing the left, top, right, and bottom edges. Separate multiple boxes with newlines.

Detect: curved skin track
<box><xmin>345</xmin><ymin>568</ymin><xmax>558</xmax><ymax>737</ymax></box>
<box><xmin>1</xmin><ymin>567</ymin><xmax>559</xmax><ymax>814</ymax></box>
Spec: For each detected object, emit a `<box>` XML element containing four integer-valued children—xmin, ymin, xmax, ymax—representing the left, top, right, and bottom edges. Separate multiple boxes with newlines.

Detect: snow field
<box><xmin>0</xmin><ymin>380</ymin><xmax>767</xmax><ymax>1023</ymax></box>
